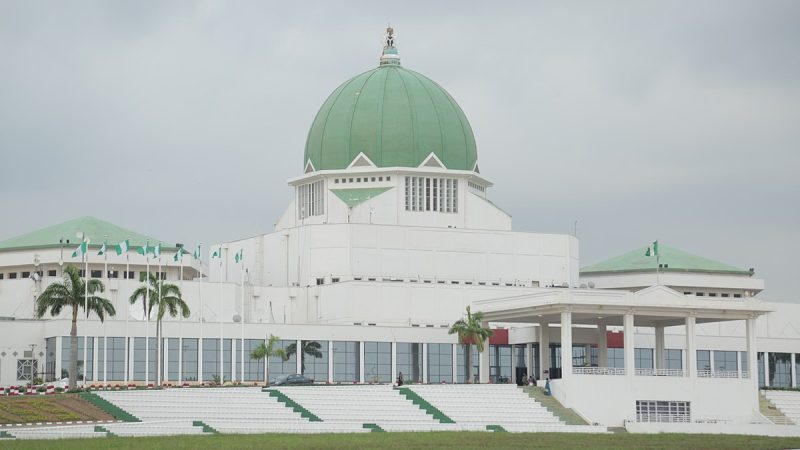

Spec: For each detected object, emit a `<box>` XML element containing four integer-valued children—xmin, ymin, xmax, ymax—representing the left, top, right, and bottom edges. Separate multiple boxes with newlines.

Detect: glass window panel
<box><xmin>427</xmin><ymin>343</ymin><xmax>453</xmax><ymax>383</ymax></box>
<box><xmin>397</xmin><ymin>343</ymin><xmax>423</xmax><ymax>383</ymax></box>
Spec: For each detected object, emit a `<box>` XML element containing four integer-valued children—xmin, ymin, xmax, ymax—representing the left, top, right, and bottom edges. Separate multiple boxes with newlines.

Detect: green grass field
<box><xmin>3</xmin><ymin>432</ymin><xmax>800</xmax><ymax>449</ymax></box>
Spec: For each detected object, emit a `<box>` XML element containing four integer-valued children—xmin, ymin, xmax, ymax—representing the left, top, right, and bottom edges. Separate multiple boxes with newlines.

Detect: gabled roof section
<box><xmin>304</xmin><ymin>160</ymin><xmax>316</xmax><ymax>174</ymax></box>
<box><xmin>420</xmin><ymin>153</ymin><xmax>446</xmax><ymax>169</ymax></box>
<box><xmin>347</xmin><ymin>152</ymin><xmax>377</xmax><ymax>169</ymax></box>
<box><xmin>580</xmin><ymin>244</ymin><xmax>752</xmax><ymax>276</ymax></box>
<box><xmin>331</xmin><ymin>187</ymin><xmax>393</xmax><ymax>208</ymax></box>
<box><xmin>0</xmin><ymin>216</ymin><xmax>175</xmax><ymax>252</ymax></box>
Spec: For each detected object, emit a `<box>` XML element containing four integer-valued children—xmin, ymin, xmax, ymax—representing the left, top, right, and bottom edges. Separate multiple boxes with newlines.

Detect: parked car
<box><xmin>271</xmin><ymin>374</ymin><xmax>314</xmax><ymax>386</ymax></box>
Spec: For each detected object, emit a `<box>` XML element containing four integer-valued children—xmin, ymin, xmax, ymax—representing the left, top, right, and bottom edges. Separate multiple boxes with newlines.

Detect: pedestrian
<box><xmin>397</xmin><ymin>371</ymin><xmax>404</xmax><ymax>386</ymax></box>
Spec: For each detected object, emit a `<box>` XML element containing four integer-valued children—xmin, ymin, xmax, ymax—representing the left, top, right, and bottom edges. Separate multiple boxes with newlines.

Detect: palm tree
<box><xmin>129</xmin><ymin>273</ymin><xmax>189</xmax><ymax>385</ymax></box>
<box><xmin>35</xmin><ymin>264</ymin><xmax>115</xmax><ymax>390</ymax></box>
<box><xmin>250</xmin><ymin>335</ymin><xmax>288</xmax><ymax>386</ymax></box>
<box><xmin>286</xmin><ymin>341</ymin><xmax>323</xmax><ymax>374</ymax></box>
<box><xmin>449</xmin><ymin>306</ymin><xmax>493</xmax><ymax>383</ymax></box>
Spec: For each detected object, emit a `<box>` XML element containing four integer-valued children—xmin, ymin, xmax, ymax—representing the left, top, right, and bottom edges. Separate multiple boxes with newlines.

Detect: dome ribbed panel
<box><xmin>304</xmin><ymin>65</ymin><xmax>477</xmax><ymax>171</ymax></box>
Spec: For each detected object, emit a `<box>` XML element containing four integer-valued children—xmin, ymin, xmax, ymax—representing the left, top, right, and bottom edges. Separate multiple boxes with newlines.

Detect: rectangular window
<box><xmin>665</xmin><ymin>349</ymin><xmax>682</xmax><ymax>370</ymax></box>
<box><xmin>91</xmin><ymin>270</ymin><xmax>102</xmax><ymax>278</ymax></box>
<box><xmin>608</xmin><ymin>348</ymin><xmax>625</xmax><ymax>369</ymax></box>
<box><xmin>9</xmin><ymin>273</ymin><xmax>17</xmax><ymax>279</ymax></box>
<box><xmin>770</xmin><ymin>353</ymin><xmax>792</xmax><ymax>387</ymax></box>
<box><xmin>427</xmin><ymin>343</ymin><xmax>453</xmax><ymax>383</ymax></box>
<box><xmin>635</xmin><ymin>348</ymin><xmax>654</xmax><ymax>369</ymax></box>
<box><xmin>636</xmin><ymin>400</ymin><xmax>691</xmax><ymax>423</ymax></box>
<box><xmin>16</xmin><ymin>359</ymin><xmax>38</xmax><ymax>381</ymax></box>
<box><xmin>364</xmin><ymin>342</ymin><xmax>392</xmax><ymax>383</ymax></box>
<box><xmin>297</xmin><ymin>180</ymin><xmax>325</xmax><ymax>219</ymax></box>
<box><xmin>133</xmin><ymin>337</ymin><xmax>156</xmax><ymax>382</ymax></box>
<box><xmin>333</xmin><ymin>341</ymin><xmax>359</xmax><ymax>382</ymax></box>
<box><xmin>268</xmin><ymin>340</ymin><xmax>298</xmax><ymax>382</ymax></box>
<box><xmin>714</xmin><ymin>350</ymin><xmax>738</xmax><ymax>373</ymax></box>
<box><xmin>45</xmin><ymin>337</ymin><xmax>57</xmax><ymax>381</ymax></box>
<box><xmin>697</xmin><ymin>350</ymin><xmax>711</xmax><ymax>374</ymax></box>
<box><xmin>107</xmin><ymin>337</ymin><xmax>126</xmax><ymax>381</ymax></box>
<box><xmin>490</xmin><ymin>345</ymin><xmax>513</xmax><ymax>383</ymax></box>
<box><xmin>62</xmin><ymin>336</ymin><xmax>94</xmax><ymax>381</ymax></box>
<box><xmin>455</xmin><ymin>345</ymin><xmax>478</xmax><ymax>384</ymax></box>
<box><xmin>0</xmin><ymin>274</ymin><xmax>4</xmax><ymax>280</ymax></box>
<box><xmin>182</xmin><ymin>338</ymin><xmax>198</xmax><ymax>382</ymax></box>
<box><xmin>404</xmin><ymin>176</ymin><xmax>458</xmax><ymax>213</ymax></box>
<box><xmin>22</xmin><ymin>271</ymin><xmax>31</xmax><ymax>278</ymax></box>
<box><xmin>235</xmin><ymin>339</ymin><xmax>266</xmax><ymax>382</ymax></box>
<box><xmin>202</xmin><ymin>338</ymin><xmax>232</xmax><ymax>382</ymax></box>
<box><xmin>398</xmin><ymin>343</ymin><xmax>423</xmax><ymax>383</ymax></box>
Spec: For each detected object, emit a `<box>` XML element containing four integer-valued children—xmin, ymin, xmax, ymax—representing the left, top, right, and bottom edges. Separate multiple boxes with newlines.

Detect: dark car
<box><xmin>271</xmin><ymin>374</ymin><xmax>314</xmax><ymax>386</ymax></box>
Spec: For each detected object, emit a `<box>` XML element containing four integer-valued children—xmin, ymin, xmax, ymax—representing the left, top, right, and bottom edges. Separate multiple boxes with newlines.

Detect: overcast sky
<box><xmin>1</xmin><ymin>1</ymin><xmax>798</xmax><ymax>301</ymax></box>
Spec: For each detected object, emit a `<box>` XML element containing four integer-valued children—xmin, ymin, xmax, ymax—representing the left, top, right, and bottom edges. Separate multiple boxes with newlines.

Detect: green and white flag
<box><xmin>645</xmin><ymin>241</ymin><xmax>659</xmax><ymax>257</ymax></box>
<box><xmin>154</xmin><ymin>243</ymin><xmax>161</xmax><ymax>258</ymax></box>
<box><xmin>71</xmin><ymin>242</ymin><xmax>87</xmax><ymax>258</ymax></box>
<box><xmin>115</xmin><ymin>239</ymin><xmax>129</xmax><ymax>255</ymax></box>
<box><xmin>173</xmin><ymin>246</ymin><xmax>184</xmax><ymax>262</ymax></box>
<box><xmin>137</xmin><ymin>241</ymin><xmax>150</xmax><ymax>257</ymax></box>
<box><xmin>234</xmin><ymin>249</ymin><xmax>243</xmax><ymax>264</ymax></box>
<box><xmin>211</xmin><ymin>246</ymin><xmax>222</xmax><ymax>258</ymax></box>
<box><xmin>192</xmin><ymin>245</ymin><xmax>201</xmax><ymax>260</ymax></box>
<box><xmin>98</xmin><ymin>241</ymin><xmax>107</xmax><ymax>256</ymax></box>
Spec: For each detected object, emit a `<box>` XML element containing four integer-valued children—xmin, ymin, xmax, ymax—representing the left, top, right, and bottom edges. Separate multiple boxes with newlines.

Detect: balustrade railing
<box><xmin>634</xmin><ymin>368</ymin><xmax>685</xmax><ymax>377</ymax></box>
<box><xmin>572</xmin><ymin>367</ymin><xmax>625</xmax><ymax>376</ymax></box>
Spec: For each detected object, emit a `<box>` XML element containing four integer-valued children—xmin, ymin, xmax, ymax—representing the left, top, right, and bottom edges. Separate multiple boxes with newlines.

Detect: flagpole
<box><xmin>102</xmin><ymin>237</ymin><xmax>107</xmax><ymax>388</ymax></box>
<box><xmin>124</xmin><ymin>250</ymin><xmax>129</xmax><ymax>385</ymax></box>
<box><xmin>198</xmin><ymin>244</ymin><xmax>203</xmax><ymax>385</ymax></box>
<box><xmin>240</xmin><ymin>266</ymin><xmax>245</xmax><ymax>383</ymax></box>
<box><xmin>219</xmin><ymin>246</ymin><xmax>224</xmax><ymax>385</ymax></box>
<box><xmin>157</xmin><ymin>249</ymin><xmax>162</xmax><ymax>387</ymax></box>
<box><xmin>145</xmin><ymin>243</ymin><xmax>150</xmax><ymax>387</ymax></box>
<box><xmin>82</xmin><ymin>235</ymin><xmax>89</xmax><ymax>388</ymax></box>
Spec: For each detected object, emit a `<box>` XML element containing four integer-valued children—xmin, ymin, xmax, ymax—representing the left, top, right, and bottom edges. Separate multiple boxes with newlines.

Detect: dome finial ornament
<box><xmin>380</xmin><ymin>26</ymin><xmax>401</xmax><ymax>66</ymax></box>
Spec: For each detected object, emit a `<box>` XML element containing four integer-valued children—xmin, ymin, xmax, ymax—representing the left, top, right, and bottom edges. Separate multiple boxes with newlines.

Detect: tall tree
<box><xmin>35</xmin><ymin>264</ymin><xmax>115</xmax><ymax>390</ymax></box>
<box><xmin>286</xmin><ymin>341</ymin><xmax>323</xmax><ymax>373</ymax></box>
<box><xmin>250</xmin><ymin>335</ymin><xmax>288</xmax><ymax>386</ymax></box>
<box><xmin>129</xmin><ymin>272</ymin><xmax>189</xmax><ymax>385</ymax></box>
<box><xmin>449</xmin><ymin>306</ymin><xmax>493</xmax><ymax>383</ymax></box>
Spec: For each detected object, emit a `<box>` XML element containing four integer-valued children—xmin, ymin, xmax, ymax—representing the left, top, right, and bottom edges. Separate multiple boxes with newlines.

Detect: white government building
<box><xmin>1</xmin><ymin>30</ymin><xmax>799</xmax><ymax>429</ymax></box>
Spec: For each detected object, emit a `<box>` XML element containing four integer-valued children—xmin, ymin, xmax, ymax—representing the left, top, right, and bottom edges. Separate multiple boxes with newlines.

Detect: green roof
<box><xmin>0</xmin><ymin>216</ymin><xmax>174</xmax><ymax>252</ymax></box>
<box><xmin>304</xmin><ymin>47</ymin><xmax>477</xmax><ymax>171</ymax></box>
<box><xmin>331</xmin><ymin>187</ymin><xmax>393</xmax><ymax>208</ymax></box>
<box><xmin>580</xmin><ymin>244</ymin><xmax>752</xmax><ymax>276</ymax></box>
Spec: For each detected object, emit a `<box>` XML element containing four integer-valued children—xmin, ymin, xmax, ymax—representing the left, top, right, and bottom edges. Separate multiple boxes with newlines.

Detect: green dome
<box><xmin>304</xmin><ymin>61</ymin><xmax>478</xmax><ymax>171</ymax></box>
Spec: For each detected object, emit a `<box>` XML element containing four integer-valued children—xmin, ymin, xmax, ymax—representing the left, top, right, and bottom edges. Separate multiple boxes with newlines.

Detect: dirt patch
<box><xmin>0</xmin><ymin>394</ymin><xmax>115</xmax><ymax>424</ymax></box>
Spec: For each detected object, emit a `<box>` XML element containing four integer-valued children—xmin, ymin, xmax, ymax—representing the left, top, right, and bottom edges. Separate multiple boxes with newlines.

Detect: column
<box><xmin>597</xmin><ymin>322</ymin><xmax>608</xmax><ymax>368</ymax></box>
<box><xmin>295</xmin><ymin>340</ymin><xmax>302</xmax><ymax>374</ymax></box>
<box><xmin>539</xmin><ymin>323</ymin><xmax>550</xmax><ymax>379</ymax></box>
<box><xmin>655</xmin><ymin>325</ymin><xmax>665</xmax><ymax>371</ymax></box>
<box><xmin>55</xmin><ymin>336</ymin><xmax>62</xmax><ymax>382</ymax></box>
<box><xmin>791</xmin><ymin>354</ymin><xmax>797</xmax><ymax>388</ymax></box>
<box><xmin>451</xmin><ymin>344</ymin><xmax>458</xmax><ymax>383</ymax></box>
<box><xmin>746</xmin><ymin>318</ymin><xmax>759</xmax><ymax>403</ymax></box>
<box><xmin>584</xmin><ymin>344</ymin><xmax>591</xmax><ymax>368</ymax></box>
<box><xmin>178</xmin><ymin>336</ymin><xmax>183</xmax><ymax>385</ymax></box>
<box><xmin>197</xmin><ymin>338</ymin><xmax>203</xmax><ymax>384</ymax></box>
<box><xmin>327</xmin><ymin>341</ymin><xmax>334</xmax><ymax>383</ymax></box>
<box><xmin>709</xmin><ymin>350</ymin><xmax>715</xmax><ymax>376</ymax></box>
<box><xmin>561</xmin><ymin>311</ymin><xmax>573</xmax><ymax>378</ymax></box>
<box><xmin>623</xmin><ymin>313</ymin><xmax>635</xmax><ymax>377</ymax></box>
<box><xmin>358</xmin><ymin>341</ymin><xmax>365</xmax><ymax>383</ymax></box>
<box><xmin>128</xmin><ymin>337</ymin><xmax>135</xmax><ymax>382</ymax></box>
<box><xmin>391</xmin><ymin>342</ymin><xmax>398</xmax><ymax>385</ymax></box>
<box><xmin>526</xmin><ymin>343</ymin><xmax>533</xmax><ymax>380</ymax></box>
<box><xmin>764</xmin><ymin>352</ymin><xmax>770</xmax><ymax>387</ymax></box>
<box><xmin>103</xmin><ymin>336</ymin><xmax>108</xmax><ymax>386</ymax></box>
<box><xmin>164</xmin><ymin>338</ymin><xmax>170</xmax><ymax>383</ymax></box>
<box><xmin>479</xmin><ymin>321</ymin><xmax>490</xmax><ymax>383</ymax></box>
<box><xmin>92</xmin><ymin>337</ymin><xmax>99</xmax><ymax>382</ymax></box>
<box><xmin>422</xmin><ymin>344</ymin><xmax>428</xmax><ymax>383</ymax></box>
<box><xmin>685</xmin><ymin>316</ymin><xmax>697</xmax><ymax>378</ymax></box>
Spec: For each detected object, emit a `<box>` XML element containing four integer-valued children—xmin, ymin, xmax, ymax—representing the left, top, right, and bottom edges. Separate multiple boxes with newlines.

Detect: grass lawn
<box><xmin>3</xmin><ymin>432</ymin><xmax>800</xmax><ymax>449</ymax></box>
